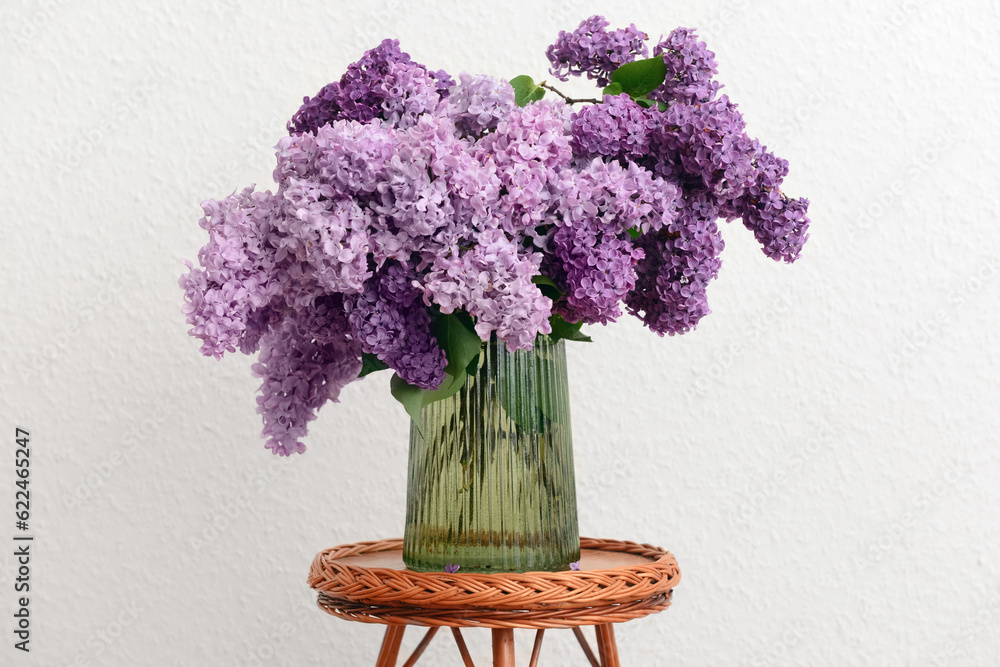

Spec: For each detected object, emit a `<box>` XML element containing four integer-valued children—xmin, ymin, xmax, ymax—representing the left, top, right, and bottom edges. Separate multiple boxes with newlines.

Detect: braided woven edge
<box><xmin>308</xmin><ymin>537</ymin><xmax>680</xmax><ymax>611</ymax></box>
<box><xmin>317</xmin><ymin>591</ymin><xmax>673</xmax><ymax>629</ymax></box>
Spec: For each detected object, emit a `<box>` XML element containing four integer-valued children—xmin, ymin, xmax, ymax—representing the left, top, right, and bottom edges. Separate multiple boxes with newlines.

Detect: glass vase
<box><xmin>403</xmin><ymin>335</ymin><xmax>580</xmax><ymax>573</ymax></box>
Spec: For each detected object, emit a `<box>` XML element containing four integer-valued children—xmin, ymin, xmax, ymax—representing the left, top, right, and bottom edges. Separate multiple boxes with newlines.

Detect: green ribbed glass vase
<box><xmin>402</xmin><ymin>335</ymin><xmax>579</xmax><ymax>573</ymax></box>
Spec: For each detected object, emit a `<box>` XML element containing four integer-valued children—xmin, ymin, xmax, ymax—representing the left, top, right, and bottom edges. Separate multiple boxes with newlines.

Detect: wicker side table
<box><xmin>309</xmin><ymin>537</ymin><xmax>680</xmax><ymax>666</ymax></box>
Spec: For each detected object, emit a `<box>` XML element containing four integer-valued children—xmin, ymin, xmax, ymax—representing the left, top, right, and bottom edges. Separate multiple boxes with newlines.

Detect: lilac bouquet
<box><xmin>180</xmin><ymin>16</ymin><xmax>810</xmax><ymax>457</ymax></box>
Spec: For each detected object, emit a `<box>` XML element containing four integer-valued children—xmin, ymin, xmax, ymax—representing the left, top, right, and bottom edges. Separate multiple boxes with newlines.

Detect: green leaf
<box><xmin>358</xmin><ymin>352</ymin><xmax>390</xmax><ymax>378</ymax></box>
<box><xmin>627</xmin><ymin>226</ymin><xmax>642</xmax><ymax>240</ymax></box>
<box><xmin>610</xmin><ymin>56</ymin><xmax>667</xmax><ymax>99</ymax></box>
<box><xmin>532</xmin><ymin>274</ymin><xmax>563</xmax><ymax>301</ymax></box>
<box><xmin>602</xmin><ymin>82</ymin><xmax>624</xmax><ymax>97</ymax></box>
<box><xmin>390</xmin><ymin>373</ymin><xmax>426</xmax><ymax>426</ymax></box>
<box><xmin>466</xmin><ymin>353</ymin><xmax>482</xmax><ymax>376</ymax></box>
<box><xmin>434</xmin><ymin>311</ymin><xmax>484</xmax><ymax>378</ymax></box>
<box><xmin>633</xmin><ymin>96</ymin><xmax>655</xmax><ymax>109</ymax></box>
<box><xmin>547</xmin><ymin>313</ymin><xmax>592</xmax><ymax>344</ymax></box>
<box><xmin>657</xmin><ymin>101</ymin><xmax>668</xmax><ymax>112</ymax></box>
<box><xmin>509</xmin><ymin>75</ymin><xmax>546</xmax><ymax>107</ymax></box>
<box><xmin>389</xmin><ymin>312</ymin><xmax>485</xmax><ymax>426</ymax></box>
<box><xmin>531</xmin><ymin>274</ymin><xmax>559</xmax><ymax>289</ymax></box>
<box><xmin>390</xmin><ymin>366</ymin><xmax>471</xmax><ymax>433</ymax></box>
<box><xmin>421</xmin><ymin>368</ymin><xmax>468</xmax><ymax>405</ymax></box>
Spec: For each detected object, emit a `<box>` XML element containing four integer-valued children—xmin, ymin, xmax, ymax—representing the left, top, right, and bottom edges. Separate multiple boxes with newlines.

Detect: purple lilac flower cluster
<box><xmin>181</xmin><ymin>18</ymin><xmax>810</xmax><ymax>455</ymax></box>
<box><xmin>570</xmin><ymin>94</ymin><xmax>650</xmax><ymax>162</ymax></box>
<box><xmin>547</xmin><ymin>159</ymin><xmax>679</xmax><ymax>325</ymax></box>
<box><xmin>546</xmin><ymin>16</ymin><xmax>648</xmax><ymax>87</ymax></box>
<box><xmin>651</xmin><ymin>28</ymin><xmax>722</xmax><ymax>105</ymax></box>
<box><xmin>287</xmin><ymin>39</ymin><xmax>453</xmax><ymax>134</ymax></box>
<box><xmin>345</xmin><ymin>264</ymin><xmax>447</xmax><ymax>389</ymax></box>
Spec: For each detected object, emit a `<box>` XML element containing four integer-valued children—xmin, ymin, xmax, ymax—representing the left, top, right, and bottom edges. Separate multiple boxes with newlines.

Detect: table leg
<box><xmin>492</xmin><ymin>628</ymin><xmax>515</xmax><ymax>666</ymax></box>
<box><xmin>376</xmin><ymin>625</ymin><xmax>406</xmax><ymax>667</ymax></box>
<box><xmin>571</xmin><ymin>627</ymin><xmax>601</xmax><ymax>667</ymax></box>
<box><xmin>528</xmin><ymin>629</ymin><xmax>545</xmax><ymax>667</ymax></box>
<box><xmin>401</xmin><ymin>628</ymin><xmax>439</xmax><ymax>667</ymax></box>
<box><xmin>595</xmin><ymin>624</ymin><xmax>620</xmax><ymax>667</ymax></box>
<box><xmin>451</xmin><ymin>628</ymin><xmax>476</xmax><ymax>667</ymax></box>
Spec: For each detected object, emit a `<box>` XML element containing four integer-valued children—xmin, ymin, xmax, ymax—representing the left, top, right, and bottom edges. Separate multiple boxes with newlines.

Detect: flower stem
<box><xmin>538</xmin><ymin>82</ymin><xmax>601</xmax><ymax>105</ymax></box>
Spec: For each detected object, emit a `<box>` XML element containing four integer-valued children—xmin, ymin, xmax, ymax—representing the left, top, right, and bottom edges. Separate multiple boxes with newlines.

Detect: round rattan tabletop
<box><xmin>309</xmin><ymin>538</ymin><xmax>679</xmax><ymax>665</ymax></box>
<box><xmin>309</xmin><ymin>537</ymin><xmax>680</xmax><ymax>624</ymax></box>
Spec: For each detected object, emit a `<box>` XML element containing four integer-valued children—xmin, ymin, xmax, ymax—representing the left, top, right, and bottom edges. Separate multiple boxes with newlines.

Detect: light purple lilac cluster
<box><xmin>181</xmin><ymin>19</ymin><xmax>810</xmax><ymax>455</ymax></box>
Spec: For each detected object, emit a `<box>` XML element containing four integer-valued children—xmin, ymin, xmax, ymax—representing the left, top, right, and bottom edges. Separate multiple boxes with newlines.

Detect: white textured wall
<box><xmin>2</xmin><ymin>0</ymin><xmax>999</xmax><ymax>664</ymax></box>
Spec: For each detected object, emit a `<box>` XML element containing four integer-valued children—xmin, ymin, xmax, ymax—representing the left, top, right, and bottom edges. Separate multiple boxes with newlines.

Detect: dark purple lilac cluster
<box><xmin>735</xmin><ymin>149</ymin><xmax>809</xmax><ymax>262</ymax></box>
<box><xmin>181</xmin><ymin>19</ymin><xmax>810</xmax><ymax>455</ymax></box>
<box><xmin>546</xmin><ymin>16</ymin><xmax>648</xmax><ymax>87</ymax></box>
<box><xmin>651</xmin><ymin>27</ymin><xmax>722</xmax><ymax>105</ymax></box>
<box><xmin>646</xmin><ymin>95</ymin><xmax>759</xmax><ymax>201</ymax></box>
<box><xmin>287</xmin><ymin>39</ymin><xmax>453</xmax><ymax>134</ymax></box>
<box><xmin>625</xmin><ymin>194</ymin><xmax>725</xmax><ymax>336</ymax></box>
<box><xmin>546</xmin><ymin>159</ymin><xmax>679</xmax><ymax>325</ymax></box>
<box><xmin>345</xmin><ymin>264</ymin><xmax>447</xmax><ymax>390</ymax></box>
<box><xmin>570</xmin><ymin>94</ymin><xmax>650</xmax><ymax>162</ymax></box>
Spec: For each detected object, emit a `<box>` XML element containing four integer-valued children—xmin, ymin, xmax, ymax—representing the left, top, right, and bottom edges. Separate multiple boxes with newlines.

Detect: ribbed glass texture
<box><xmin>403</xmin><ymin>335</ymin><xmax>580</xmax><ymax>572</ymax></box>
